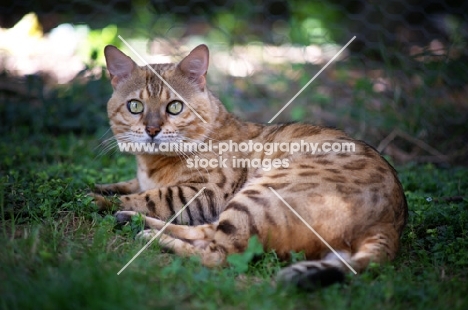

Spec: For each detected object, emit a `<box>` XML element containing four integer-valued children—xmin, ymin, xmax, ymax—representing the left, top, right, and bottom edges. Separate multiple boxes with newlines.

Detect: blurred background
<box><xmin>1</xmin><ymin>0</ymin><xmax>467</xmax><ymax>165</ymax></box>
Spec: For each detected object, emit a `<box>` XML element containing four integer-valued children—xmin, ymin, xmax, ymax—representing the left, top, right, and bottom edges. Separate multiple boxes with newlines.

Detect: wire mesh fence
<box><xmin>0</xmin><ymin>0</ymin><xmax>467</xmax><ymax>163</ymax></box>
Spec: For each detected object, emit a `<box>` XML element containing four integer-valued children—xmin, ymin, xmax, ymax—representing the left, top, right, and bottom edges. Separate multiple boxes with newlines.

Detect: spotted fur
<box><xmin>91</xmin><ymin>44</ymin><xmax>407</xmax><ymax>289</ymax></box>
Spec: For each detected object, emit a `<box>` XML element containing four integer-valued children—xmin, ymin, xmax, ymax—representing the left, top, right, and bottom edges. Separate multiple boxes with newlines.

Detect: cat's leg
<box><xmin>93</xmin><ymin>178</ymin><xmax>140</xmax><ymax>195</ymax></box>
<box><xmin>135</xmin><ymin>192</ymin><xmax>265</xmax><ymax>267</ymax></box>
<box><xmin>138</xmin><ymin>229</ymin><xmax>219</xmax><ymax>262</ymax></box>
<box><xmin>90</xmin><ymin>178</ymin><xmax>140</xmax><ymax>211</ymax></box>
<box><xmin>88</xmin><ymin>192</ymin><xmax>116</xmax><ymax>210</ymax></box>
<box><xmin>94</xmin><ymin>184</ymin><xmax>226</xmax><ymax>224</ymax></box>
<box><xmin>133</xmin><ymin>178</ymin><xmax>297</xmax><ymax>266</ymax></box>
<box><xmin>348</xmin><ymin>228</ymin><xmax>399</xmax><ymax>271</ymax></box>
<box><xmin>116</xmin><ymin>210</ymin><xmax>217</xmax><ymax>241</ymax></box>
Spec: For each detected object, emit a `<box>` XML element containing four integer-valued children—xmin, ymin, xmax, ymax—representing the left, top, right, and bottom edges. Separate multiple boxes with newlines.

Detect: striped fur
<box><xmin>92</xmin><ymin>44</ymin><xmax>408</xmax><ymax>289</ymax></box>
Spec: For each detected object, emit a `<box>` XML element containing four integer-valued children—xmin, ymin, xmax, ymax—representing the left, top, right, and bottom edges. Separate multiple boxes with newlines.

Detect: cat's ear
<box><xmin>104</xmin><ymin>45</ymin><xmax>137</xmax><ymax>88</ymax></box>
<box><xmin>178</xmin><ymin>44</ymin><xmax>209</xmax><ymax>90</ymax></box>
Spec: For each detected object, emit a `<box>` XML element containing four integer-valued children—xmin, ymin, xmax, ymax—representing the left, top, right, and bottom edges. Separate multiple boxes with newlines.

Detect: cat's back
<box><xmin>249</xmin><ymin>122</ymin><xmax>407</xmax><ymax>228</ymax></box>
<box><xmin>232</xmin><ymin>122</ymin><xmax>407</xmax><ymax>258</ymax></box>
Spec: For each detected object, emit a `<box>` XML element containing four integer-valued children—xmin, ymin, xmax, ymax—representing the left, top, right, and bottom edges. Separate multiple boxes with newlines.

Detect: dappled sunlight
<box><xmin>0</xmin><ymin>9</ymin><xmax>466</xmax><ymax>164</ymax></box>
<box><xmin>0</xmin><ymin>13</ymin><xmax>346</xmax><ymax>83</ymax></box>
<box><xmin>0</xmin><ymin>13</ymin><xmax>86</xmax><ymax>83</ymax></box>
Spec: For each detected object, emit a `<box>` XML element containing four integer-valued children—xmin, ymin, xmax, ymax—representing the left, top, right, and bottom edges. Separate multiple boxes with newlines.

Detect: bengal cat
<box><xmin>91</xmin><ymin>44</ymin><xmax>407</xmax><ymax>289</ymax></box>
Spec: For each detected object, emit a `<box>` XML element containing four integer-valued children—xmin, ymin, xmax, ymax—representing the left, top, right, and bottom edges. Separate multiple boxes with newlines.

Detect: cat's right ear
<box><xmin>104</xmin><ymin>45</ymin><xmax>137</xmax><ymax>88</ymax></box>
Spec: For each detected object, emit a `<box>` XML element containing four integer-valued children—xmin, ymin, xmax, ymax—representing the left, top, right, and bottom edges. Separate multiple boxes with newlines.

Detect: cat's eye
<box><xmin>166</xmin><ymin>100</ymin><xmax>183</xmax><ymax>115</ymax></box>
<box><xmin>127</xmin><ymin>100</ymin><xmax>144</xmax><ymax>114</ymax></box>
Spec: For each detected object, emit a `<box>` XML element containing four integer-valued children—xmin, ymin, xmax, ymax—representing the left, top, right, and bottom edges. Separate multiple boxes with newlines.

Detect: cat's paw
<box><xmin>92</xmin><ymin>184</ymin><xmax>115</xmax><ymax>195</ymax></box>
<box><xmin>88</xmin><ymin>192</ymin><xmax>118</xmax><ymax>211</ymax></box>
<box><xmin>115</xmin><ymin>210</ymin><xmax>139</xmax><ymax>224</ymax></box>
<box><xmin>136</xmin><ymin>229</ymin><xmax>160</xmax><ymax>241</ymax></box>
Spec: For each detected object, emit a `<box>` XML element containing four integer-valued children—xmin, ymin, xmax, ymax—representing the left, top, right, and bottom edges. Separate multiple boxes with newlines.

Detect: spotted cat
<box><xmin>91</xmin><ymin>44</ymin><xmax>407</xmax><ymax>289</ymax></box>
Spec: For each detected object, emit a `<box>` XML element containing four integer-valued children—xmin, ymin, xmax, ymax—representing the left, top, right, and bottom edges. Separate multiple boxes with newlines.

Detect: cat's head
<box><xmin>104</xmin><ymin>44</ymin><xmax>219</xmax><ymax>155</ymax></box>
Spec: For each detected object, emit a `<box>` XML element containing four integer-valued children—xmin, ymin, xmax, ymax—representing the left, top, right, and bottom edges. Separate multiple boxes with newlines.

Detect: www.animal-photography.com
<box><xmin>1</xmin><ymin>1</ymin><xmax>467</xmax><ymax>309</ymax></box>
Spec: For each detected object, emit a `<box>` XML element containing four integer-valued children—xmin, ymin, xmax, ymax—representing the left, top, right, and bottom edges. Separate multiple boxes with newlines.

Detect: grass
<box><xmin>1</xmin><ymin>123</ymin><xmax>467</xmax><ymax>309</ymax></box>
<box><xmin>2</xmin><ymin>2</ymin><xmax>467</xmax><ymax>307</ymax></box>
<box><xmin>1</xmin><ymin>46</ymin><xmax>467</xmax><ymax>308</ymax></box>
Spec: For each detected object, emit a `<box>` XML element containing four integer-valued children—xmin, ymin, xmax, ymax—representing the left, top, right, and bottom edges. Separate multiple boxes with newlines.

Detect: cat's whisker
<box><xmin>93</xmin><ymin>135</ymin><xmax>115</xmax><ymax>151</ymax></box>
<box><xmin>94</xmin><ymin>136</ymin><xmax>115</xmax><ymax>152</ymax></box>
<box><xmin>94</xmin><ymin>139</ymin><xmax>120</xmax><ymax>159</ymax></box>
<box><xmin>180</xmin><ymin>137</ymin><xmax>219</xmax><ymax>158</ymax></box>
<box><xmin>174</xmin><ymin>150</ymin><xmax>189</xmax><ymax>169</ymax></box>
<box><xmin>93</xmin><ymin>132</ymin><xmax>142</xmax><ymax>159</ymax></box>
<box><xmin>96</xmin><ymin>127</ymin><xmax>113</xmax><ymax>141</ymax></box>
<box><xmin>178</xmin><ymin>149</ymin><xmax>211</xmax><ymax>181</ymax></box>
<box><xmin>195</xmin><ymin>129</ymin><xmax>221</xmax><ymax>143</ymax></box>
<box><xmin>185</xmin><ymin>152</ymin><xmax>212</xmax><ymax>180</ymax></box>
<box><xmin>175</xmin><ymin>150</ymin><xmax>201</xmax><ymax>180</ymax></box>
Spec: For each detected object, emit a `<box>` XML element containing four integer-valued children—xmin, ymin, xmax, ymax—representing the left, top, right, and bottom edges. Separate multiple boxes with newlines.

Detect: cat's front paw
<box><xmin>92</xmin><ymin>184</ymin><xmax>115</xmax><ymax>196</ymax></box>
<box><xmin>115</xmin><ymin>210</ymin><xmax>138</xmax><ymax>224</ymax></box>
<box><xmin>88</xmin><ymin>192</ymin><xmax>118</xmax><ymax>211</ymax></box>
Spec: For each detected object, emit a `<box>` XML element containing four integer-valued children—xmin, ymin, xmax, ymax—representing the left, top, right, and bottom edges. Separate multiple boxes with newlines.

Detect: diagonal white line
<box><xmin>268</xmin><ymin>187</ymin><xmax>357</xmax><ymax>274</ymax></box>
<box><xmin>268</xmin><ymin>36</ymin><xmax>356</xmax><ymax>123</ymax></box>
<box><xmin>118</xmin><ymin>35</ymin><xmax>207</xmax><ymax>124</ymax></box>
<box><xmin>117</xmin><ymin>187</ymin><xmax>206</xmax><ymax>275</ymax></box>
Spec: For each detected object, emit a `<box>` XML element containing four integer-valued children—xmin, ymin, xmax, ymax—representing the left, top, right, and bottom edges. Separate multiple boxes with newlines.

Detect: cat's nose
<box><xmin>145</xmin><ymin>126</ymin><xmax>160</xmax><ymax>138</ymax></box>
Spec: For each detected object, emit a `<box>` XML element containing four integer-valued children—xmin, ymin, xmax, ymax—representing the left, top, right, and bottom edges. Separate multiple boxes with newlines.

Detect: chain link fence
<box><xmin>1</xmin><ymin>0</ymin><xmax>467</xmax><ymax>163</ymax></box>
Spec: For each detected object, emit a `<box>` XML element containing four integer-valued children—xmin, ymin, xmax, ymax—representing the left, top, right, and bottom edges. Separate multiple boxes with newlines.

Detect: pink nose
<box><xmin>145</xmin><ymin>126</ymin><xmax>160</xmax><ymax>138</ymax></box>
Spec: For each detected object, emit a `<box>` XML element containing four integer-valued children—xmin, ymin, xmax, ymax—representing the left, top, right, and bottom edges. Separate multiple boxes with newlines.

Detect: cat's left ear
<box><xmin>178</xmin><ymin>44</ymin><xmax>209</xmax><ymax>90</ymax></box>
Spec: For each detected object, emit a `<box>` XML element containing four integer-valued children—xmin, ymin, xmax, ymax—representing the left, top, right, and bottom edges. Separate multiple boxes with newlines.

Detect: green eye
<box><xmin>127</xmin><ymin>100</ymin><xmax>144</xmax><ymax>114</ymax></box>
<box><xmin>167</xmin><ymin>100</ymin><xmax>183</xmax><ymax>115</ymax></box>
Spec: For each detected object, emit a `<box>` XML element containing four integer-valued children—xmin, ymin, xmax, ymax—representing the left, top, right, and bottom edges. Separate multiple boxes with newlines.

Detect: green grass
<box><xmin>1</xmin><ymin>127</ymin><xmax>467</xmax><ymax>309</ymax></box>
<box><xmin>0</xmin><ymin>56</ymin><xmax>467</xmax><ymax>309</ymax></box>
<box><xmin>2</xmin><ymin>3</ymin><xmax>467</xmax><ymax>307</ymax></box>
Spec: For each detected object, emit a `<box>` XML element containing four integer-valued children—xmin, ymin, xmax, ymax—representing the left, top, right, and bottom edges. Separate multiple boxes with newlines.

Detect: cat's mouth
<box><xmin>144</xmin><ymin>135</ymin><xmax>182</xmax><ymax>144</ymax></box>
<box><xmin>115</xmin><ymin>135</ymin><xmax>187</xmax><ymax>155</ymax></box>
<box><xmin>113</xmin><ymin>130</ymin><xmax>205</xmax><ymax>155</ymax></box>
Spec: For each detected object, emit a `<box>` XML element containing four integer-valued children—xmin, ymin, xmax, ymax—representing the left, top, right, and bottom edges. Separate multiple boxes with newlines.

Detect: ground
<box><xmin>0</xmin><ymin>129</ymin><xmax>467</xmax><ymax>309</ymax></box>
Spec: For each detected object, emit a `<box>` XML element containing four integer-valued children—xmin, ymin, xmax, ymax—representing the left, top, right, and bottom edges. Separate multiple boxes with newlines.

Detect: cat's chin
<box><xmin>123</xmin><ymin>147</ymin><xmax>181</xmax><ymax>157</ymax></box>
<box><xmin>115</xmin><ymin>136</ymin><xmax>187</xmax><ymax>154</ymax></box>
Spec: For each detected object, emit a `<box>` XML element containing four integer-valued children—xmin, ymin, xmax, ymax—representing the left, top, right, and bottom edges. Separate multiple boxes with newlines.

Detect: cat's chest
<box><xmin>137</xmin><ymin>164</ymin><xmax>186</xmax><ymax>191</ymax></box>
<box><xmin>138</xmin><ymin>169</ymin><xmax>158</xmax><ymax>192</ymax></box>
<box><xmin>136</xmin><ymin>156</ymin><xmax>183</xmax><ymax>191</ymax></box>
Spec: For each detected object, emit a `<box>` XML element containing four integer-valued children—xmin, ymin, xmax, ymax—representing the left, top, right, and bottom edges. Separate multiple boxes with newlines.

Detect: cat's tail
<box><xmin>276</xmin><ymin>232</ymin><xmax>398</xmax><ymax>291</ymax></box>
<box><xmin>276</xmin><ymin>251</ymin><xmax>349</xmax><ymax>291</ymax></box>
